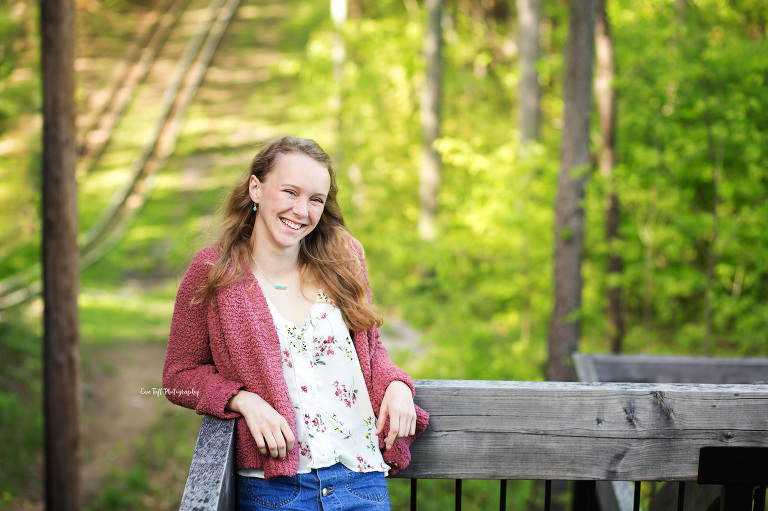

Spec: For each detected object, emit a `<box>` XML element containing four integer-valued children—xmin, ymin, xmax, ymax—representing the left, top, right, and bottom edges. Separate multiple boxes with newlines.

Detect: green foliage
<box><xmin>0</xmin><ymin>315</ymin><xmax>43</xmax><ymax>503</ymax></box>
<box><xmin>591</xmin><ymin>0</ymin><xmax>768</xmax><ymax>354</ymax></box>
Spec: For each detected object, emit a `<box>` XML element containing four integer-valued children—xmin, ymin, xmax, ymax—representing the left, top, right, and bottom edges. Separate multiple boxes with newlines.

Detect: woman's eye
<box><xmin>312</xmin><ymin>198</ymin><xmax>325</xmax><ymax>204</ymax></box>
<box><xmin>284</xmin><ymin>190</ymin><xmax>297</xmax><ymax>197</ymax></box>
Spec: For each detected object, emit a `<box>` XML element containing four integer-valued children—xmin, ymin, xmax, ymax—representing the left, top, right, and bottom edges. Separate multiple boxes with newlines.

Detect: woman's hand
<box><xmin>227</xmin><ymin>390</ymin><xmax>295</xmax><ymax>460</ymax></box>
<box><xmin>375</xmin><ymin>380</ymin><xmax>417</xmax><ymax>450</ymax></box>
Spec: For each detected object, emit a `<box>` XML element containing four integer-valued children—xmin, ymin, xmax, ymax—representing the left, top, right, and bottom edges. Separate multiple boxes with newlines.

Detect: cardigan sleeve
<box><xmin>162</xmin><ymin>248</ymin><xmax>243</xmax><ymax>419</ymax></box>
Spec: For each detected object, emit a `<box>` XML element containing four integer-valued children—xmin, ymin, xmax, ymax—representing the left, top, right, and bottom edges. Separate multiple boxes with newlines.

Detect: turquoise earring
<box><xmin>253</xmin><ymin>203</ymin><xmax>258</xmax><ymax>212</ymax></box>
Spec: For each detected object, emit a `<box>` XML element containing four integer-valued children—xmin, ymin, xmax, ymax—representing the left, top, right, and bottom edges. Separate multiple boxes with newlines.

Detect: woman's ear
<box><xmin>248</xmin><ymin>175</ymin><xmax>261</xmax><ymax>204</ymax></box>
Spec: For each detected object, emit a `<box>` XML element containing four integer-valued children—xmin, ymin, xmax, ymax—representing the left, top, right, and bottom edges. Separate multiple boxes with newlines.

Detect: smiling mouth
<box><xmin>280</xmin><ymin>218</ymin><xmax>303</xmax><ymax>230</ymax></box>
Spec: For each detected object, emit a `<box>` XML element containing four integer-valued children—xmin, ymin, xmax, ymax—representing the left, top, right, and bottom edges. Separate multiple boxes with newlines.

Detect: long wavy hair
<box><xmin>195</xmin><ymin>136</ymin><xmax>382</xmax><ymax>331</ymax></box>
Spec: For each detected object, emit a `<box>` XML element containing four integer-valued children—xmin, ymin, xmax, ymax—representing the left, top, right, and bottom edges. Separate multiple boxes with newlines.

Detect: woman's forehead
<box><xmin>270</xmin><ymin>153</ymin><xmax>331</xmax><ymax>193</ymax></box>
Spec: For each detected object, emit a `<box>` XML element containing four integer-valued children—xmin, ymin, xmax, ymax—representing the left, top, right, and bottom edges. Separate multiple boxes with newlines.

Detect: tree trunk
<box><xmin>547</xmin><ymin>0</ymin><xmax>597</xmax><ymax>382</ymax></box>
<box><xmin>419</xmin><ymin>0</ymin><xmax>442</xmax><ymax>241</ymax></box>
<box><xmin>516</xmin><ymin>0</ymin><xmax>542</xmax><ymax>352</ymax></box>
<box><xmin>41</xmin><ymin>0</ymin><xmax>80</xmax><ymax>510</ymax></box>
<box><xmin>594</xmin><ymin>0</ymin><xmax>625</xmax><ymax>353</ymax></box>
<box><xmin>517</xmin><ymin>0</ymin><xmax>541</xmax><ymax>146</ymax></box>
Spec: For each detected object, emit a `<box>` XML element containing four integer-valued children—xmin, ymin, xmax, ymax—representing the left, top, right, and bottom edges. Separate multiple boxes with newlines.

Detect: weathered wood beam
<box><xmin>180</xmin><ymin>380</ymin><xmax>768</xmax><ymax>510</ymax></box>
<box><xmin>397</xmin><ymin>380</ymin><xmax>768</xmax><ymax>480</ymax></box>
<box><xmin>180</xmin><ymin>414</ymin><xmax>236</xmax><ymax>511</ymax></box>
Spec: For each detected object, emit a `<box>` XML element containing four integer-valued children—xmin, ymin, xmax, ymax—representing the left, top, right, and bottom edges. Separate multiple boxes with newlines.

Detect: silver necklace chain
<box><xmin>250</xmin><ymin>253</ymin><xmax>298</xmax><ymax>290</ymax></box>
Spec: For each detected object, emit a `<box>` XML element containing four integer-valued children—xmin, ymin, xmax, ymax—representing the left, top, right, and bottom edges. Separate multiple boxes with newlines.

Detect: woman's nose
<box><xmin>293</xmin><ymin>198</ymin><xmax>309</xmax><ymax>217</ymax></box>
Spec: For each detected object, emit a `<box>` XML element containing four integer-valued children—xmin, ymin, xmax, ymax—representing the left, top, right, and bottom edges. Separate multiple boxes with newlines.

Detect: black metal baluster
<box><xmin>633</xmin><ymin>481</ymin><xmax>642</xmax><ymax>511</ymax></box>
<box><xmin>677</xmin><ymin>481</ymin><xmax>685</xmax><ymax>511</ymax></box>
<box><xmin>410</xmin><ymin>479</ymin><xmax>418</xmax><ymax>511</ymax></box>
<box><xmin>573</xmin><ymin>481</ymin><xmax>596</xmax><ymax>510</ymax></box>
<box><xmin>756</xmin><ymin>484</ymin><xmax>766</xmax><ymax>511</ymax></box>
<box><xmin>455</xmin><ymin>479</ymin><xmax>462</xmax><ymax>511</ymax></box>
<box><xmin>544</xmin><ymin>480</ymin><xmax>552</xmax><ymax>511</ymax></box>
<box><xmin>499</xmin><ymin>479</ymin><xmax>507</xmax><ymax>511</ymax></box>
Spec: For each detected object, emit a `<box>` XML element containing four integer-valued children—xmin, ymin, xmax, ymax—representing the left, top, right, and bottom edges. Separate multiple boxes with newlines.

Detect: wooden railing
<box><xmin>179</xmin><ymin>380</ymin><xmax>768</xmax><ymax>511</ymax></box>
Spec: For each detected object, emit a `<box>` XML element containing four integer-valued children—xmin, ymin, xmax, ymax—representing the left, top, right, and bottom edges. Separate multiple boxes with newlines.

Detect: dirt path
<box><xmin>80</xmin><ymin>342</ymin><xmax>172</xmax><ymax>501</ymax></box>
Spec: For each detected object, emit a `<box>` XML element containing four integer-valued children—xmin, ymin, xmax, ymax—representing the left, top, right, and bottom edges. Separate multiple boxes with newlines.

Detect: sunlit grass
<box><xmin>79</xmin><ymin>288</ymin><xmax>175</xmax><ymax>345</ymax></box>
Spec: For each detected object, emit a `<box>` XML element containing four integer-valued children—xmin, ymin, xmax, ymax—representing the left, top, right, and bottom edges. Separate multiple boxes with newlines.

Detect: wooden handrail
<box><xmin>179</xmin><ymin>380</ymin><xmax>768</xmax><ymax>510</ymax></box>
<box><xmin>180</xmin><ymin>413</ymin><xmax>236</xmax><ymax>511</ymax></box>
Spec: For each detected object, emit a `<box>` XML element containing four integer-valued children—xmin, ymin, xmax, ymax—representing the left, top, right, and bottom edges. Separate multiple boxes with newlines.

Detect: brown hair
<box><xmin>195</xmin><ymin>136</ymin><xmax>382</xmax><ymax>331</ymax></box>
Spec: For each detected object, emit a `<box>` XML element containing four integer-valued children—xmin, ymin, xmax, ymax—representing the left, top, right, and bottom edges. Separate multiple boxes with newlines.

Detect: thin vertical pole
<box><xmin>633</xmin><ymin>481</ymin><xmax>642</xmax><ymax>511</ymax></box>
<box><xmin>545</xmin><ymin>480</ymin><xmax>552</xmax><ymax>511</ymax></box>
<box><xmin>677</xmin><ymin>482</ymin><xmax>686</xmax><ymax>511</ymax></box>
<box><xmin>499</xmin><ymin>479</ymin><xmax>507</xmax><ymax>511</ymax></box>
<box><xmin>756</xmin><ymin>485</ymin><xmax>766</xmax><ymax>511</ymax></box>
<box><xmin>411</xmin><ymin>479</ymin><xmax>418</xmax><ymax>511</ymax></box>
<box><xmin>455</xmin><ymin>479</ymin><xmax>462</xmax><ymax>511</ymax></box>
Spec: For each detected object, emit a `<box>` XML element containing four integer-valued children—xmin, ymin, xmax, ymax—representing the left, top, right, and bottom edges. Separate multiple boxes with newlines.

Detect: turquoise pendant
<box><xmin>274</xmin><ymin>285</ymin><xmax>287</xmax><ymax>290</ymax></box>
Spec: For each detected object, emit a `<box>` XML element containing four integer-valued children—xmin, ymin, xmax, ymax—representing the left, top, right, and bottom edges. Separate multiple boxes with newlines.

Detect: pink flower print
<box><xmin>282</xmin><ymin>348</ymin><xmax>292</xmax><ymax>367</ymax></box>
<box><xmin>312</xmin><ymin>335</ymin><xmax>336</xmax><ymax>365</ymax></box>
<box><xmin>304</xmin><ymin>413</ymin><xmax>326</xmax><ymax>434</ymax></box>
<box><xmin>332</xmin><ymin>381</ymin><xmax>358</xmax><ymax>408</ymax></box>
<box><xmin>301</xmin><ymin>385</ymin><xmax>308</xmax><ymax>393</ymax></box>
<box><xmin>356</xmin><ymin>455</ymin><xmax>375</xmax><ymax>472</ymax></box>
<box><xmin>299</xmin><ymin>441</ymin><xmax>312</xmax><ymax>459</ymax></box>
<box><xmin>321</xmin><ymin>313</ymin><xmax>327</xmax><ymax>319</ymax></box>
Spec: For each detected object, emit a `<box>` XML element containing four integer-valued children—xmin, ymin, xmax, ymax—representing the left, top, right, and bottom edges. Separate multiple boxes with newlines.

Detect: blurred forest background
<box><xmin>1</xmin><ymin>0</ymin><xmax>767</xmax><ymax>508</ymax></box>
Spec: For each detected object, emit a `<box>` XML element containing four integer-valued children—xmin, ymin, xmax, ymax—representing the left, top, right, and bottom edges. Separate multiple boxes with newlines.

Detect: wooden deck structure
<box><xmin>179</xmin><ymin>379</ymin><xmax>768</xmax><ymax>510</ymax></box>
<box><xmin>574</xmin><ymin>353</ymin><xmax>768</xmax><ymax>511</ymax></box>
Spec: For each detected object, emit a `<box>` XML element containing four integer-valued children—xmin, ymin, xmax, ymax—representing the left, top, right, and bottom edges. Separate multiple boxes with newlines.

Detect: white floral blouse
<box><xmin>238</xmin><ymin>290</ymin><xmax>389</xmax><ymax>478</ymax></box>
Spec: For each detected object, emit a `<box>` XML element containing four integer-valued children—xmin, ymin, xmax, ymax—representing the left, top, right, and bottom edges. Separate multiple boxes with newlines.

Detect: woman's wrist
<box><xmin>226</xmin><ymin>390</ymin><xmax>248</xmax><ymax>413</ymax></box>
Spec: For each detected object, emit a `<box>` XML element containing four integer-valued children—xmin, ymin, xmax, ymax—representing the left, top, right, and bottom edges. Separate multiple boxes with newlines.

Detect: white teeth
<box><xmin>281</xmin><ymin>218</ymin><xmax>301</xmax><ymax>230</ymax></box>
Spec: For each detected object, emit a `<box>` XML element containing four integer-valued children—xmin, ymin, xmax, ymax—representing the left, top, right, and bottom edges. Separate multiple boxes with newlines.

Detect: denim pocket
<box><xmin>345</xmin><ymin>470</ymin><xmax>389</xmax><ymax>502</ymax></box>
<box><xmin>239</xmin><ymin>475</ymin><xmax>300</xmax><ymax>509</ymax></box>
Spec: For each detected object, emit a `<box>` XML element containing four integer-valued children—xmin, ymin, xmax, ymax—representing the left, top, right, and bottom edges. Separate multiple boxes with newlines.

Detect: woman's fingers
<box><xmin>378</xmin><ymin>381</ymin><xmax>418</xmax><ymax>450</ymax></box>
<box><xmin>385</xmin><ymin>415</ymin><xmax>399</xmax><ymax>450</ymax></box>
<box><xmin>235</xmin><ymin>390</ymin><xmax>295</xmax><ymax>460</ymax></box>
<box><xmin>375</xmin><ymin>401</ymin><xmax>388</xmax><ymax>437</ymax></box>
<box><xmin>281</xmin><ymin>422</ymin><xmax>296</xmax><ymax>453</ymax></box>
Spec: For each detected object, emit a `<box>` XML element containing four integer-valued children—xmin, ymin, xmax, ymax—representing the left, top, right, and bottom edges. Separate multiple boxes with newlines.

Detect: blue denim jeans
<box><xmin>236</xmin><ymin>463</ymin><xmax>391</xmax><ymax>511</ymax></box>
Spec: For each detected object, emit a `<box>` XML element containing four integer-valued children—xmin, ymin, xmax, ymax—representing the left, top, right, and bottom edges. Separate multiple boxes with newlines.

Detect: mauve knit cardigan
<box><xmin>162</xmin><ymin>240</ymin><xmax>429</xmax><ymax>479</ymax></box>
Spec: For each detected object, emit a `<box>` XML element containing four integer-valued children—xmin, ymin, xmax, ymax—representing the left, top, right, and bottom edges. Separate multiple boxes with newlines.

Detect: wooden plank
<box><xmin>180</xmin><ymin>415</ymin><xmax>236</xmax><ymax>511</ymax></box>
<box><xmin>181</xmin><ymin>380</ymin><xmax>768</xmax><ymax>507</ymax></box>
<box><xmin>394</xmin><ymin>380</ymin><xmax>768</xmax><ymax>481</ymax></box>
<box><xmin>574</xmin><ymin>353</ymin><xmax>768</xmax><ymax>384</ymax></box>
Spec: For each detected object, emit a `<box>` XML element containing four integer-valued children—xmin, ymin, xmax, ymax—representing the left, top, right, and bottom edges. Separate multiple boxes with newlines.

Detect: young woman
<box><xmin>163</xmin><ymin>136</ymin><xmax>429</xmax><ymax>510</ymax></box>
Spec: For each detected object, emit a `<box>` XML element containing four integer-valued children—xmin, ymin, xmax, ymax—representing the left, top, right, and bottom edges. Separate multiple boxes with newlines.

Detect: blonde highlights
<box><xmin>195</xmin><ymin>136</ymin><xmax>382</xmax><ymax>332</ymax></box>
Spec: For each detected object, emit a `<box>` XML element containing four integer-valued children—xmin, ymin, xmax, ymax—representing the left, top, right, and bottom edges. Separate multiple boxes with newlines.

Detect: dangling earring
<box><xmin>253</xmin><ymin>203</ymin><xmax>258</xmax><ymax>212</ymax></box>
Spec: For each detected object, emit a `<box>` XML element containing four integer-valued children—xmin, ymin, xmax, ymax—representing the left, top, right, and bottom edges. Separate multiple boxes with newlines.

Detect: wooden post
<box><xmin>41</xmin><ymin>0</ymin><xmax>80</xmax><ymax>509</ymax></box>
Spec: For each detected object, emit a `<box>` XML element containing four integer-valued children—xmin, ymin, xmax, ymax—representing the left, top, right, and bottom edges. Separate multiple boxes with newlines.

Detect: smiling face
<box><xmin>249</xmin><ymin>152</ymin><xmax>331</xmax><ymax>252</ymax></box>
